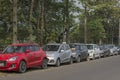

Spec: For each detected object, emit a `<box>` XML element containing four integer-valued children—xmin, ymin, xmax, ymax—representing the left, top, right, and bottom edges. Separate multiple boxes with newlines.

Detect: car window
<box><xmin>60</xmin><ymin>45</ymin><xmax>64</xmax><ymax>51</ymax></box>
<box><xmin>75</xmin><ymin>45</ymin><xmax>79</xmax><ymax>50</ymax></box>
<box><xmin>64</xmin><ymin>44</ymin><xmax>70</xmax><ymax>50</ymax></box>
<box><xmin>83</xmin><ymin>45</ymin><xmax>87</xmax><ymax>50</ymax></box>
<box><xmin>81</xmin><ymin>45</ymin><xmax>85</xmax><ymax>50</ymax></box>
<box><xmin>34</xmin><ymin>45</ymin><xmax>40</xmax><ymax>51</ymax></box>
<box><xmin>27</xmin><ymin>45</ymin><xmax>35</xmax><ymax>51</ymax></box>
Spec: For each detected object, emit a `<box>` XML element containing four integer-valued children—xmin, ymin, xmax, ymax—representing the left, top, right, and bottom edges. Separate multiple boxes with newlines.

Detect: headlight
<box><xmin>7</xmin><ymin>56</ymin><xmax>18</xmax><ymax>61</ymax></box>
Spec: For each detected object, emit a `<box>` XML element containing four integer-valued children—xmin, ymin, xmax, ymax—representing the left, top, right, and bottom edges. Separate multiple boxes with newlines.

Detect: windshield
<box><xmin>107</xmin><ymin>45</ymin><xmax>114</xmax><ymax>49</ymax></box>
<box><xmin>69</xmin><ymin>44</ymin><xmax>76</xmax><ymax>48</ymax></box>
<box><xmin>44</xmin><ymin>45</ymin><xmax>60</xmax><ymax>51</ymax></box>
<box><xmin>87</xmin><ymin>45</ymin><xmax>93</xmax><ymax>50</ymax></box>
<box><xmin>2</xmin><ymin>46</ymin><xmax>27</xmax><ymax>53</ymax></box>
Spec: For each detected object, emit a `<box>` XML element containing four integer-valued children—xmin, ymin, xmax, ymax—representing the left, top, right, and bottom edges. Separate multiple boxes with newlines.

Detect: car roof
<box><xmin>69</xmin><ymin>43</ymin><xmax>85</xmax><ymax>46</ymax></box>
<box><xmin>46</xmin><ymin>43</ymin><xmax>62</xmax><ymax>45</ymax></box>
<box><xmin>86</xmin><ymin>44</ymin><xmax>96</xmax><ymax>45</ymax></box>
<box><xmin>10</xmin><ymin>43</ymin><xmax>39</xmax><ymax>46</ymax></box>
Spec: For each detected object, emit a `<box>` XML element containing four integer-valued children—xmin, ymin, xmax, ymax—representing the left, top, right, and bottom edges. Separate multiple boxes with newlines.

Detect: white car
<box><xmin>86</xmin><ymin>44</ymin><xmax>101</xmax><ymax>60</ymax></box>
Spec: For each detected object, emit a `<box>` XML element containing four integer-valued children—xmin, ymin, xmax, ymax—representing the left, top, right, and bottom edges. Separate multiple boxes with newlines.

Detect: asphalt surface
<box><xmin>0</xmin><ymin>55</ymin><xmax>120</xmax><ymax>80</ymax></box>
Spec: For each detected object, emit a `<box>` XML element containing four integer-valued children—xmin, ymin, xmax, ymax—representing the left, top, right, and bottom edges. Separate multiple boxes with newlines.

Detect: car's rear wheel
<box><xmin>56</xmin><ymin>59</ymin><xmax>60</xmax><ymax>67</ymax></box>
<box><xmin>41</xmin><ymin>59</ymin><xmax>48</xmax><ymax>69</ymax></box>
<box><xmin>18</xmin><ymin>61</ymin><xmax>27</xmax><ymax>73</ymax></box>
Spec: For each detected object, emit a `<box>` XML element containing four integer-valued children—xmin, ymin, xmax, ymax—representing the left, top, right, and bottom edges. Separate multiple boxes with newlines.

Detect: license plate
<box><xmin>0</xmin><ymin>63</ymin><xmax>4</xmax><ymax>67</ymax></box>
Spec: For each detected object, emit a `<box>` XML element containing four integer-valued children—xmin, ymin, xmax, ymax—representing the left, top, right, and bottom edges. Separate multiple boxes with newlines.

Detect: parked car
<box><xmin>99</xmin><ymin>45</ymin><xmax>110</xmax><ymax>57</ymax></box>
<box><xmin>0</xmin><ymin>43</ymin><xmax>48</xmax><ymax>73</ymax></box>
<box><xmin>69</xmin><ymin>43</ymin><xmax>89</xmax><ymax>62</ymax></box>
<box><xmin>117</xmin><ymin>45</ymin><xmax>120</xmax><ymax>55</ymax></box>
<box><xmin>106</xmin><ymin>44</ymin><xmax>118</xmax><ymax>56</ymax></box>
<box><xmin>86</xmin><ymin>44</ymin><xmax>101</xmax><ymax>60</ymax></box>
<box><xmin>43</xmin><ymin>42</ymin><xmax>73</xmax><ymax>67</ymax></box>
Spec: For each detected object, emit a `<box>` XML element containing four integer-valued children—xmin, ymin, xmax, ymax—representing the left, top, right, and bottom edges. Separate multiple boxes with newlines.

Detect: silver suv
<box><xmin>43</xmin><ymin>43</ymin><xmax>73</xmax><ymax>67</ymax></box>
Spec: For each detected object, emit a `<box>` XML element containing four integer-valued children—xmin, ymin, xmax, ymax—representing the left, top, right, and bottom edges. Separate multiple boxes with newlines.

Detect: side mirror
<box><xmin>60</xmin><ymin>50</ymin><xmax>64</xmax><ymax>53</ymax></box>
<box><xmin>25</xmin><ymin>50</ymin><xmax>30</xmax><ymax>53</ymax></box>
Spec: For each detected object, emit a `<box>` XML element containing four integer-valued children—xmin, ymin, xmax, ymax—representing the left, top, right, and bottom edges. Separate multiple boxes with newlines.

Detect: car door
<box><xmin>64</xmin><ymin>44</ymin><xmax>71</xmax><ymax>62</ymax></box>
<box><xmin>26</xmin><ymin>45</ymin><xmax>36</xmax><ymax>67</ymax></box>
<box><xmin>94</xmin><ymin>45</ymin><xmax>100</xmax><ymax>57</ymax></box>
<box><xmin>59</xmin><ymin>45</ymin><xmax>66</xmax><ymax>63</ymax></box>
<box><xmin>81</xmin><ymin>45</ymin><xmax>87</xmax><ymax>59</ymax></box>
<box><xmin>80</xmin><ymin>45</ymin><xmax>85</xmax><ymax>59</ymax></box>
<box><xmin>34</xmin><ymin>45</ymin><xmax>42</xmax><ymax>63</ymax></box>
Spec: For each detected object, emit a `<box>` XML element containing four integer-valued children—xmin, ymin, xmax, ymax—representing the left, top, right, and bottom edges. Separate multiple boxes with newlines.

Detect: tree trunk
<box><xmin>118</xmin><ymin>18</ymin><xmax>120</xmax><ymax>45</ymax></box>
<box><xmin>40</xmin><ymin>0</ymin><xmax>45</xmax><ymax>46</ymax></box>
<box><xmin>29</xmin><ymin>0</ymin><xmax>34</xmax><ymax>43</ymax></box>
<box><xmin>63</xmin><ymin>0</ymin><xmax>69</xmax><ymax>43</ymax></box>
<box><xmin>84</xmin><ymin>3</ymin><xmax>87</xmax><ymax>44</ymax></box>
<box><xmin>37</xmin><ymin>0</ymin><xmax>41</xmax><ymax>45</ymax></box>
<box><xmin>13</xmin><ymin>0</ymin><xmax>17</xmax><ymax>44</ymax></box>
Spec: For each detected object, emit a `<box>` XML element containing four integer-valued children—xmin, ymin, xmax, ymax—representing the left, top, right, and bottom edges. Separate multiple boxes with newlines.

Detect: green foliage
<box><xmin>0</xmin><ymin>0</ymin><xmax>120</xmax><ymax>45</ymax></box>
<box><xmin>87</xmin><ymin>19</ymin><xmax>106</xmax><ymax>43</ymax></box>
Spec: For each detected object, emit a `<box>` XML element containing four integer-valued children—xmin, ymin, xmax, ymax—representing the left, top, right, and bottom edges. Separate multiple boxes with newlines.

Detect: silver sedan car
<box><xmin>43</xmin><ymin>43</ymin><xmax>73</xmax><ymax>67</ymax></box>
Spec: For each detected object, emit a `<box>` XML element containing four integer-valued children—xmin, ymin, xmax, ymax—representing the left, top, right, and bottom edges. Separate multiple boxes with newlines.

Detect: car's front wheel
<box><xmin>41</xmin><ymin>59</ymin><xmax>48</xmax><ymax>69</ymax></box>
<box><xmin>56</xmin><ymin>59</ymin><xmax>60</xmax><ymax>67</ymax></box>
<box><xmin>76</xmin><ymin>56</ymin><xmax>81</xmax><ymax>63</ymax></box>
<box><xmin>92</xmin><ymin>54</ymin><xmax>95</xmax><ymax>60</ymax></box>
<box><xmin>86</xmin><ymin>55</ymin><xmax>90</xmax><ymax>61</ymax></box>
<box><xmin>18</xmin><ymin>61</ymin><xmax>27</xmax><ymax>73</ymax></box>
<box><xmin>69</xmin><ymin>57</ymin><xmax>73</xmax><ymax>64</ymax></box>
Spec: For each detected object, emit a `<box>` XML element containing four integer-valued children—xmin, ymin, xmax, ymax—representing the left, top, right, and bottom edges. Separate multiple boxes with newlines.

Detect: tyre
<box><xmin>76</xmin><ymin>56</ymin><xmax>81</xmax><ymax>63</ymax></box>
<box><xmin>92</xmin><ymin>54</ymin><xmax>95</xmax><ymax>60</ymax></box>
<box><xmin>41</xmin><ymin>59</ymin><xmax>48</xmax><ymax>69</ymax></box>
<box><xmin>86</xmin><ymin>55</ymin><xmax>90</xmax><ymax>61</ymax></box>
<box><xmin>69</xmin><ymin>57</ymin><xmax>73</xmax><ymax>64</ymax></box>
<box><xmin>56</xmin><ymin>59</ymin><xmax>60</xmax><ymax>67</ymax></box>
<box><xmin>18</xmin><ymin>61</ymin><xmax>27</xmax><ymax>73</ymax></box>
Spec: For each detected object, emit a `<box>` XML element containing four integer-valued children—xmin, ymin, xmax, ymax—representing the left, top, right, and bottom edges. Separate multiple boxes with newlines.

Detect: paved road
<box><xmin>1</xmin><ymin>55</ymin><xmax>120</xmax><ymax>80</ymax></box>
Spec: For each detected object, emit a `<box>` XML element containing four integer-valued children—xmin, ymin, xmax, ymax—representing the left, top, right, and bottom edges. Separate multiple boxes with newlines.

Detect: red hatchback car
<box><xmin>0</xmin><ymin>43</ymin><xmax>48</xmax><ymax>73</ymax></box>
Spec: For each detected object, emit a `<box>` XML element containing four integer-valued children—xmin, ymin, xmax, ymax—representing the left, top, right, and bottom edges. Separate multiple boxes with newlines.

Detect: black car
<box><xmin>99</xmin><ymin>45</ymin><xmax>110</xmax><ymax>57</ymax></box>
<box><xmin>69</xmin><ymin>43</ymin><xmax>89</xmax><ymax>62</ymax></box>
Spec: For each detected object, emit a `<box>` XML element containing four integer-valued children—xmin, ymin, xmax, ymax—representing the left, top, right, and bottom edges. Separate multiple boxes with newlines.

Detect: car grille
<box><xmin>0</xmin><ymin>61</ymin><xmax>7</xmax><ymax>67</ymax></box>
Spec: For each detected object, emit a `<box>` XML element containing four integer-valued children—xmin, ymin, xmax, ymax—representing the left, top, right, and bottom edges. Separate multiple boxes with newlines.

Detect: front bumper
<box><xmin>0</xmin><ymin>60</ymin><xmax>19</xmax><ymax>71</ymax></box>
<box><xmin>47</xmin><ymin>57</ymin><xmax>56</xmax><ymax>65</ymax></box>
<box><xmin>88</xmin><ymin>53</ymin><xmax>94</xmax><ymax>59</ymax></box>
